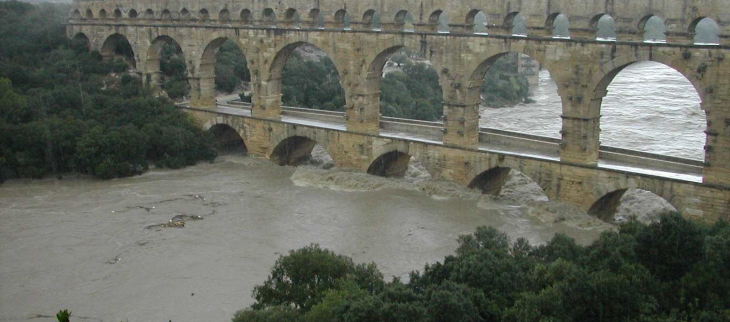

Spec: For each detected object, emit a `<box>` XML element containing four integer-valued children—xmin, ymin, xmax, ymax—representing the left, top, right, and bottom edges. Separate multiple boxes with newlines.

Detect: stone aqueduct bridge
<box><xmin>67</xmin><ymin>0</ymin><xmax>730</xmax><ymax>221</ymax></box>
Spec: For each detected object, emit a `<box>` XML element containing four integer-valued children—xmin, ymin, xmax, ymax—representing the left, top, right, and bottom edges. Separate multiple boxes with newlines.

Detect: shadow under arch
<box><xmin>467</xmin><ymin>166</ymin><xmax>550</xmax><ymax>198</ymax></box>
<box><xmin>207</xmin><ymin>123</ymin><xmax>248</xmax><ymax>153</ymax></box>
<box><xmin>101</xmin><ymin>33</ymin><xmax>136</xmax><ymax>69</ymax></box>
<box><xmin>587</xmin><ymin>186</ymin><xmax>678</xmax><ymax>223</ymax></box>
<box><xmin>268</xmin><ymin>134</ymin><xmax>335</xmax><ymax>166</ymax></box>
<box><xmin>72</xmin><ymin>32</ymin><xmax>90</xmax><ymax>51</ymax></box>
<box><xmin>367</xmin><ymin>146</ymin><xmax>411</xmax><ymax>177</ymax></box>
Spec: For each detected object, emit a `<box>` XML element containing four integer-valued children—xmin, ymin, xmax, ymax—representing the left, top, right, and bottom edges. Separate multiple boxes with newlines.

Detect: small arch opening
<box><xmin>209</xmin><ymin>124</ymin><xmax>247</xmax><ymax>154</ymax></box>
<box><xmin>334</xmin><ymin>9</ymin><xmax>351</xmax><ymax>29</ymax></box>
<box><xmin>240</xmin><ymin>9</ymin><xmax>251</xmax><ymax>25</ymax></box>
<box><xmin>309</xmin><ymin>9</ymin><xmax>324</xmax><ymax>29</ymax></box>
<box><xmin>589</xmin><ymin>189</ymin><xmax>677</xmax><ymax>224</ymax></box>
<box><xmin>429</xmin><ymin>10</ymin><xmax>450</xmax><ymax>33</ymax></box>
<box><xmin>219</xmin><ymin>9</ymin><xmax>230</xmax><ymax>22</ymax></box>
<box><xmin>395</xmin><ymin>10</ymin><xmax>415</xmax><ymax>32</ymax></box>
<box><xmin>466</xmin><ymin>9</ymin><xmax>488</xmax><ymax>34</ymax></box>
<box><xmin>72</xmin><ymin>10</ymin><xmax>81</xmax><ymax>19</ymax></box>
<box><xmin>85</xmin><ymin>9</ymin><xmax>94</xmax><ymax>19</ymax></box>
<box><xmin>547</xmin><ymin>13</ymin><xmax>570</xmax><ymax>38</ymax></box>
<box><xmin>113</xmin><ymin>9</ymin><xmax>122</xmax><ymax>19</ymax></box>
<box><xmin>367</xmin><ymin>151</ymin><xmax>411</xmax><ymax>177</ymax></box>
<box><xmin>505</xmin><ymin>12</ymin><xmax>527</xmax><ymax>36</ymax></box>
<box><xmin>270</xmin><ymin>136</ymin><xmax>330</xmax><ymax>166</ymax></box>
<box><xmin>362</xmin><ymin>9</ymin><xmax>381</xmax><ymax>31</ymax></box>
<box><xmin>262</xmin><ymin>8</ymin><xmax>276</xmax><ymax>27</ymax></box>
<box><xmin>284</xmin><ymin>8</ymin><xmax>301</xmax><ymax>28</ymax></box>
<box><xmin>143</xmin><ymin>9</ymin><xmax>154</xmax><ymax>19</ymax></box>
<box><xmin>99</xmin><ymin>9</ymin><xmax>107</xmax><ymax>20</ymax></box>
<box><xmin>180</xmin><ymin>8</ymin><xmax>190</xmax><ymax>19</ymax></box>
<box><xmin>161</xmin><ymin>9</ymin><xmax>172</xmax><ymax>20</ymax></box>
<box><xmin>128</xmin><ymin>9</ymin><xmax>137</xmax><ymax>19</ymax></box>
<box><xmin>690</xmin><ymin>17</ymin><xmax>720</xmax><ymax>45</ymax></box>
<box><xmin>592</xmin><ymin>14</ymin><xmax>617</xmax><ymax>41</ymax></box>
<box><xmin>639</xmin><ymin>15</ymin><xmax>666</xmax><ymax>43</ymax></box>
<box><xmin>198</xmin><ymin>9</ymin><xmax>210</xmax><ymax>21</ymax></box>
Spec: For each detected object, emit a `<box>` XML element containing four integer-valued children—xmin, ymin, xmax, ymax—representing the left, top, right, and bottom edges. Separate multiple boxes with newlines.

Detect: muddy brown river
<box><xmin>0</xmin><ymin>153</ymin><xmax>621</xmax><ymax>322</ymax></box>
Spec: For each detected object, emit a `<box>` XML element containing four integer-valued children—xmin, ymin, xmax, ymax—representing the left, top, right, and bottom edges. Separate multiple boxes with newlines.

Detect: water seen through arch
<box><xmin>480</xmin><ymin>61</ymin><xmax>705</xmax><ymax>160</ymax></box>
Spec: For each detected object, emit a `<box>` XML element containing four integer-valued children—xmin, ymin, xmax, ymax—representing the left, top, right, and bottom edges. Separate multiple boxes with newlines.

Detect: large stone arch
<box><xmin>464</xmin><ymin>159</ymin><xmax>554</xmax><ymax>199</ymax></box>
<box><xmin>72</xmin><ymin>32</ymin><xmax>90</xmax><ymax>51</ymax></box>
<box><xmin>268</xmin><ymin>129</ymin><xmax>338</xmax><ymax>166</ymax></box>
<box><xmin>202</xmin><ymin>117</ymin><xmax>251</xmax><ymax>151</ymax></box>
<box><xmin>143</xmin><ymin>34</ymin><xmax>187</xmax><ymax>87</ymax></box>
<box><xmin>590</xmin><ymin>51</ymin><xmax>707</xmax><ymax>104</ymax></box>
<box><xmin>100</xmin><ymin>33</ymin><xmax>137</xmax><ymax>69</ymax></box>
<box><xmin>262</xmin><ymin>39</ymin><xmax>349</xmax><ymax>112</ymax></box>
<box><xmin>196</xmin><ymin>35</ymin><xmax>252</xmax><ymax>78</ymax></box>
<box><xmin>461</xmin><ymin>43</ymin><xmax>568</xmax><ymax>107</ymax></box>
<box><xmin>587</xmin><ymin>179</ymin><xmax>681</xmax><ymax>221</ymax></box>
<box><xmin>367</xmin><ymin>141</ymin><xmax>412</xmax><ymax>177</ymax></box>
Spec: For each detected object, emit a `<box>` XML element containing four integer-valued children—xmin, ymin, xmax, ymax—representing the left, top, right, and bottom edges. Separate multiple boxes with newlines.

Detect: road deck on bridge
<box><xmin>181</xmin><ymin>95</ymin><xmax>704</xmax><ymax>185</ymax></box>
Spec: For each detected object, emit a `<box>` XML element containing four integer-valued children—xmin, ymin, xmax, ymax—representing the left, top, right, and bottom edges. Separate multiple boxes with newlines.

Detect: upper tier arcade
<box><xmin>68</xmin><ymin>0</ymin><xmax>729</xmax><ymax>44</ymax></box>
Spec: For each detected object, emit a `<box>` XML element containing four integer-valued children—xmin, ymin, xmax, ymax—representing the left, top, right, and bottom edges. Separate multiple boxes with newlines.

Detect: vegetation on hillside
<box><xmin>218</xmin><ymin>47</ymin><xmax>532</xmax><ymax>121</ymax></box>
<box><xmin>281</xmin><ymin>52</ymin><xmax>346</xmax><ymax>112</ymax></box>
<box><xmin>0</xmin><ymin>1</ymin><xmax>215</xmax><ymax>182</ymax></box>
<box><xmin>234</xmin><ymin>213</ymin><xmax>730</xmax><ymax>322</ymax></box>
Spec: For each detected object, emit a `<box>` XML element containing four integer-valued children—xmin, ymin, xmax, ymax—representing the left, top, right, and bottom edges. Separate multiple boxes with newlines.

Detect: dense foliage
<box><xmin>0</xmin><ymin>1</ymin><xmax>216</xmax><ymax>182</ymax></box>
<box><xmin>215</xmin><ymin>39</ymin><xmax>251</xmax><ymax>94</ymax></box>
<box><xmin>481</xmin><ymin>55</ymin><xmax>532</xmax><ymax>107</ymax></box>
<box><xmin>380</xmin><ymin>59</ymin><xmax>444</xmax><ymax>121</ymax></box>
<box><xmin>159</xmin><ymin>42</ymin><xmax>189</xmax><ymax>100</ymax></box>
<box><xmin>273</xmin><ymin>49</ymin><xmax>531</xmax><ymax>121</ymax></box>
<box><xmin>234</xmin><ymin>213</ymin><xmax>730</xmax><ymax>322</ymax></box>
<box><xmin>281</xmin><ymin>52</ymin><xmax>346</xmax><ymax>112</ymax></box>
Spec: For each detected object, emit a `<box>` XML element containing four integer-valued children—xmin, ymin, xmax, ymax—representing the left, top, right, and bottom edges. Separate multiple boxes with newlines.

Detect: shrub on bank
<box><xmin>234</xmin><ymin>213</ymin><xmax>730</xmax><ymax>322</ymax></box>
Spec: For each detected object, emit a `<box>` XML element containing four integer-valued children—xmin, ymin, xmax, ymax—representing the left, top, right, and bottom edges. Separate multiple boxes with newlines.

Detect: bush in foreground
<box><xmin>234</xmin><ymin>213</ymin><xmax>730</xmax><ymax>322</ymax></box>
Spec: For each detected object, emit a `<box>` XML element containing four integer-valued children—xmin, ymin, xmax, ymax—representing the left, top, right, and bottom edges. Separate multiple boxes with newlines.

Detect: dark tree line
<box><xmin>234</xmin><ymin>213</ymin><xmax>730</xmax><ymax>322</ymax></box>
<box><xmin>0</xmin><ymin>1</ymin><xmax>216</xmax><ymax>182</ymax></box>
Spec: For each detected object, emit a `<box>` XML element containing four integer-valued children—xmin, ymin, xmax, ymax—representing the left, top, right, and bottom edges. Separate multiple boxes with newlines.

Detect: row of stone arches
<box><xmin>83</xmin><ymin>30</ymin><xmax>710</xmax><ymax>163</ymax></box>
<box><xmin>71</xmin><ymin>7</ymin><xmax>723</xmax><ymax>45</ymax></box>
<box><xmin>205</xmin><ymin>119</ymin><xmax>680</xmax><ymax>222</ymax></box>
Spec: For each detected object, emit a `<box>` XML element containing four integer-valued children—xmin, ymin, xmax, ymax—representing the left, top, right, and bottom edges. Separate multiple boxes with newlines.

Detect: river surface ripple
<box><xmin>481</xmin><ymin>61</ymin><xmax>705</xmax><ymax>160</ymax></box>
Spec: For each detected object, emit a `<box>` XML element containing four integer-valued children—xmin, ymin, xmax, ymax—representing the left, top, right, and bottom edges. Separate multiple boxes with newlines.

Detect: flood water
<box><xmin>0</xmin><ymin>61</ymin><xmax>696</xmax><ymax>322</ymax></box>
<box><xmin>481</xmin><ymin>61</ymin><xmax>705</xmax><ymax>160</ymax></box>
<box><xmin>0</xmin><ymin>155</ymin><xmax>611</xmax><ymax>322</ymax></box>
